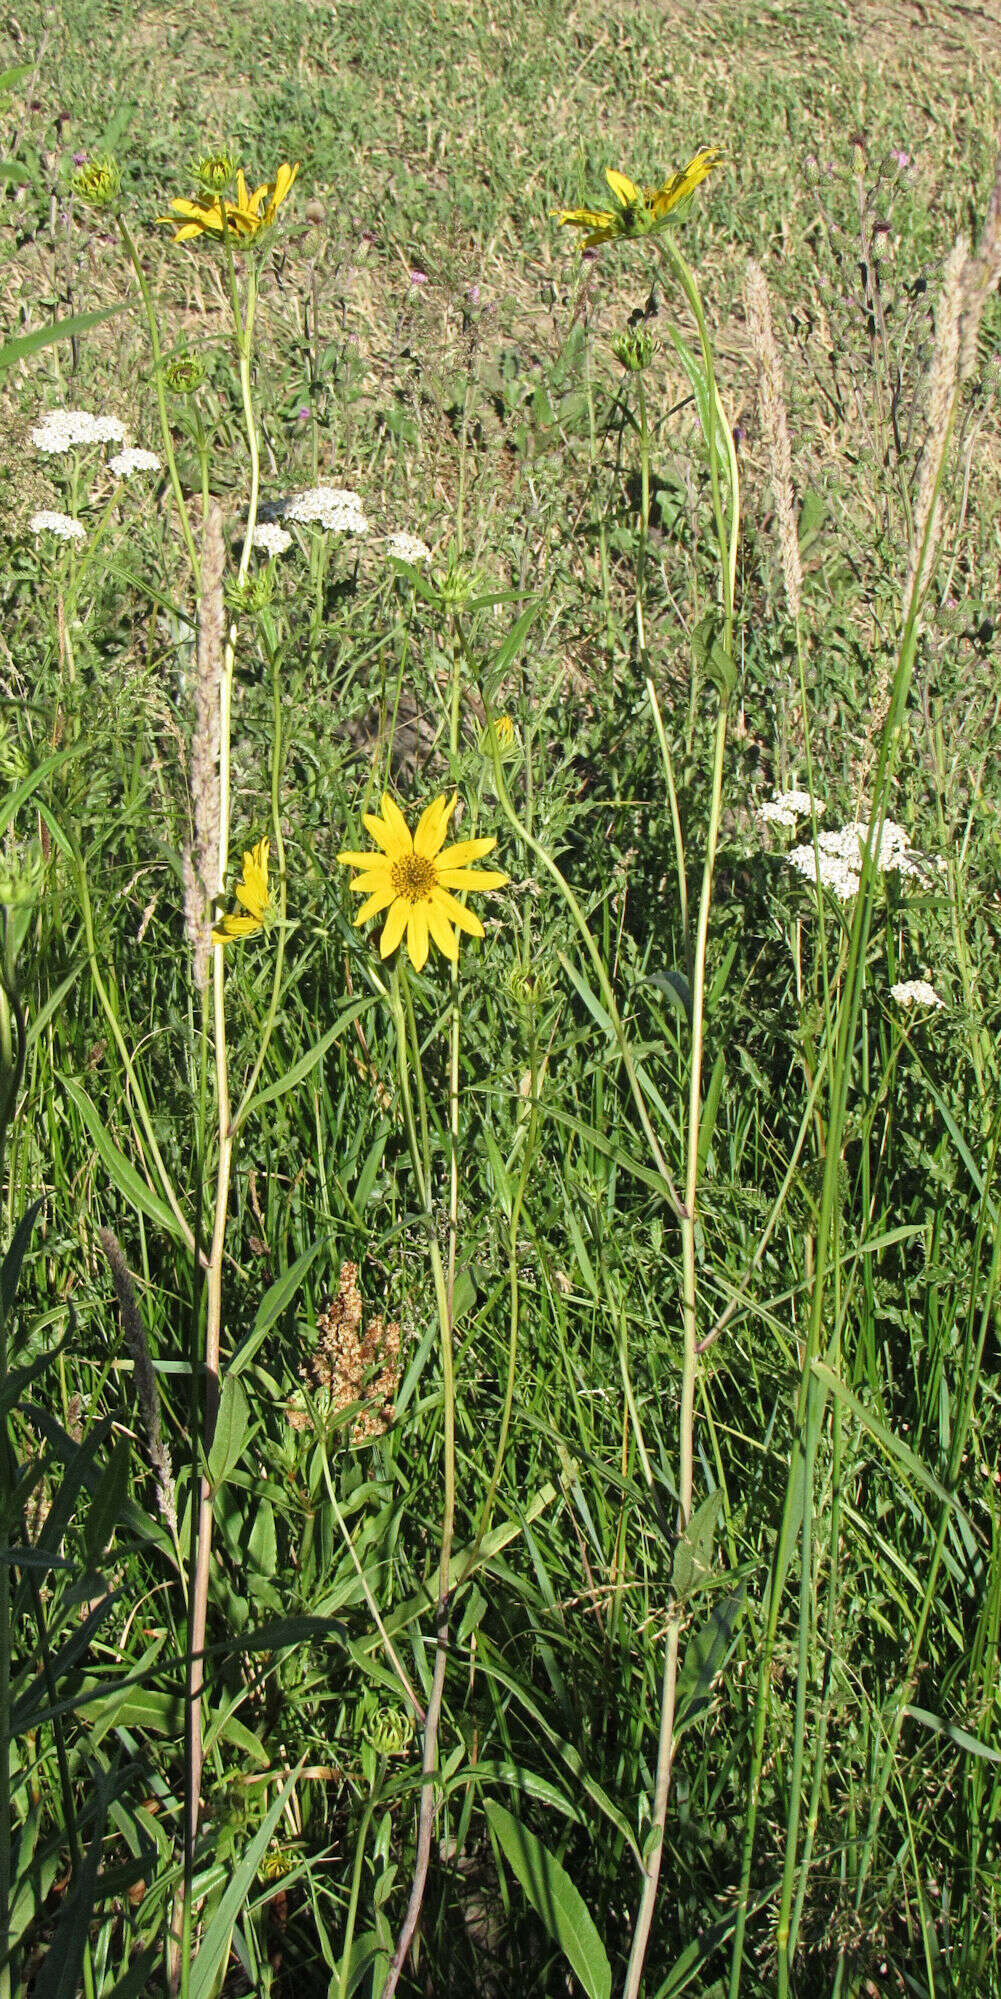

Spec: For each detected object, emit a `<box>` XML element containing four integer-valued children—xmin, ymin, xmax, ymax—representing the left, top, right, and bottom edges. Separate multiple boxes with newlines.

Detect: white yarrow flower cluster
<box><xmin>30</xmin><ymin>509</ymin><xmax>86</xmax><ymax>541</ymax></box>
<box><xmin>757</xmin><ymin>789</ymin><xmax>824</xmax><ymax>830</ymax></box>
<box><xmin>108</xmin><ymin>447</ymin><xmax>161</xmax><ymax>477</ymax></box>
<box><xmin>31</xmin><ymin>409</ymin><xmax>128</xmax><ymax>453</ymax></box>
<box><xmin>786</xmin><ymin>817</ymin><xmax>943</xmax><ymax>902</ymax></box>
<box><xmin>386</xmin><ymin>531</ymin><xmax>431</xmax><ymax>565</ymax></box>
<box><xmin>890</xmin><ymin>979</ymin><xmax>943</xmax><ymax>1009</ymax></box>
<box><xmin>252</xmin><ymin>523</ymin><xmax>293</xmax><ymax>556</ymax></box>
<box><xmin>281</xmin><ymin>485</ymin><xmax>369</xmax><ymax>533</ymax></box>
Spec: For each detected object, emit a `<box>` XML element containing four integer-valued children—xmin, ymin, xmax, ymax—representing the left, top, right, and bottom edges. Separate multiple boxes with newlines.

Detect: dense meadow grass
<box><xmin>2</xmin><ymin>1</ymin><xmax>1001</xmax><ymax>1993</ymax></box>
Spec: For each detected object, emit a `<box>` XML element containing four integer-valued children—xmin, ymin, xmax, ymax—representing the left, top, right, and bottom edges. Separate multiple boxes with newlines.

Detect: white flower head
<box><xmin>108</xmin><ymin>447</ymin><xmax>161</xmax><ymax>477</ymax></box>
<box><xmin>252</xmin><ymin>523</ymin><xmax>293</xmax><ymax>556</ymax></box>
<box><xmin>757</xmin><ymin>789</ymin><xmax>824</xmax><ymax>830</ymax></box>
<box><xmin>282</xmin><ymin>485</ymin><xmax>369</xmax><ymax>533</ymax></box>
<box><xmin>786</xmin><ymin>841</ymin><xmax>859</xmax><ymax>900</ymax></box>
<box><xmin>386</xmin><ymin>531</ymin><xmax>431</xmax><ymax>565</ymax></box>
<box><xmin>30</xmin><ymin>510</ymin><xmax>86</xmax><ymax>541</ymax></box>
<box><xmin>31</xmin><ymin>409</ymin><xmax>128</xmax><ymax>454</ymax></box>
<box><xmin>890</xmin><ymin>979</ymin><xmax>943</xmax><ymax>1009</ymax></box>
<box><xmin>787</xmin><ymin>816</ymin><xmax>944</xmax><ymax>901</ymax></box>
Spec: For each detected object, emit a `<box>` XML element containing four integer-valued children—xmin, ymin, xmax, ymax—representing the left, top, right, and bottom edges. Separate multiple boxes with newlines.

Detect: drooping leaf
<box><xmin>484</xmin><ymin>1800</ymin><xmax>611</xmax><ymax>1999</ymax></box>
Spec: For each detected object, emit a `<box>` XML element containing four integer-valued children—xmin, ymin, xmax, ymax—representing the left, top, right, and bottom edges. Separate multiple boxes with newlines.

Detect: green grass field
<box><xmin>2</xmin><ymin>2</ymin><xmax>1001</xmax><ymax>1994</ymax></box>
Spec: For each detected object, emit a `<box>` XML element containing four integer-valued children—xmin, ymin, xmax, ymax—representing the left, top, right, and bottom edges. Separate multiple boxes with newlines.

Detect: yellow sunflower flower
<box><xmin>553</xmin><ymin>147</ymin><xmax>722</xmax><ymax>249</ymax></box>
<box><xmin>338</xmin><ymin>794</ymin><xmax>508</xmax><ymax>973</ymax></box>
<box><xmin>212</xmin><ymin>838</ymin><xmax>273</xmax><ymax>945</ymax></box>
<box><xmin>158</xmin><ymin>161</ymin><xmax>299</xmax><ymax>243</ymax></box>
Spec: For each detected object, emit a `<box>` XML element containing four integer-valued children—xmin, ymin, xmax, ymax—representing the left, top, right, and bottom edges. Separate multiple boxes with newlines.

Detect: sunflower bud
<box><xmin>0</xmin><ymin>722</ymin><xmax>30</xmax><ymax>788</ymax></box>
<box><xmin>361</xmin><ymin>1704</ymin><xmax>414</xmax><ymax>1757</ymax></box>
<box><xmin>0</xmin><ymin>838</ymin><xmax>45</xmax><ymax>910</ymax></box>
<box><xmin>190</xmin><ymin>151</ymin><xmax>237</xmax><ymax>194</ymax></box>
<box><xmin>72</xmin><ymin>155</ymin><xmax>121</xmax><ymax>211</ymax></box>
<box><xmin>161</xmin><ymin>353</ymin><xmax>207</xmax><ymax>396</ymax></box>
<box><xmin>610</xmin><ymin>326</ymin><xmax>655</xmax><ymax>372</ymax></box>
<box><xmin>436</xmin><ymin>549</ymin><xmax>481</xmax><ymax>607</ymax></box>
<box><xmin>225</xmin><ymin>567</ymin><xmax>275</xmax><ymax>616</ymax></box>
<box><xmin>505</xmin><ymin>964</ymin><xmax>553</xmax><ymax>1011</ymax></box>
<box><xmin>479</xmin><ymin>713</ymin><xmax>519</xmax><ymax>762</ymax></box>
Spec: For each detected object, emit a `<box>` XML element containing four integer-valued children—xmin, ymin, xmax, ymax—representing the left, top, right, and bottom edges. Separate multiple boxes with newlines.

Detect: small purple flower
<box><xmin>296</xmin><ymin>406</ymin><xmax>310</xmax><ymax>421</ymax></box>
<box><xmin>466</xmin><ymin>284</ymin><xmax>480</xmax><ymax>306</ymax></box>
<box><xmin>890</xmin><ymin>148</ymin><xmax>911</xmax><ymax>170</ymax></box>
<box><xmin>73</xmin><ymin>151</ymin><xmax>88</xmax><ymax>167</ymax></box>
<box><xmin>410</xmin><ymin>268</ymin><xmax>428</xmax><ymax>286</ymax></box>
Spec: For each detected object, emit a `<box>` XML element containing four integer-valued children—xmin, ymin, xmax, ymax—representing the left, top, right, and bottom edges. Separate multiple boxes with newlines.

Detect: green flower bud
<box><xmin>504</xmin><ymin>964</ymin><xmax>553</xmax><ymax>1011</ymax></box>
<box><xmin>161</xmin><ymin>353</ymin><xmax>207</xmax><ymax>396</ymax></box>
<box><xmin>436</xmin><ymin>548</ymin><xmax>481</xmax><ymax>607</ymax></box>
<box><xmin>610</xmin><ymin>326</ymin><xmax>655</xmax><ymax>373</ymax></box>
<box><xmin>361</xmin><ymin>1704</ymin><xmax>414</xmax><ymax>1757</ymax></box>
<box><xmin>190</xmin><ymin>151</ymin><xmax>237</xmax><ymax>194</ymax></box>
<box><xmin>72</xmin><ymin>155</ymin><xmax>121</xmax><ymax>211</ymax></box>
<box><xmin>0</xmin><ymin>722</ymin><xmax>30</xmax><ymax>787</ymax></box>
<box><xmin>225</xmin><ymin>568</ymin><xmax>275</xmax><ymax>617</ymax></box>
<box><xmin>479</xmin><ymin>713</ymin><xmax>520</xmax><ymax>762</ymax></box>
<box><xmin>0</xmin><ymin>838</ymin><xmax>45</xmax><ymax>910</ymax></box>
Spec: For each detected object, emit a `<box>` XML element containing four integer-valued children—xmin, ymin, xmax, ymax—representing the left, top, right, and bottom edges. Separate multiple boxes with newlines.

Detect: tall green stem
<box><xmin>184</xmin><ymin>242</ymin><xmax>262</xmax><ymax>1921</ymax></box>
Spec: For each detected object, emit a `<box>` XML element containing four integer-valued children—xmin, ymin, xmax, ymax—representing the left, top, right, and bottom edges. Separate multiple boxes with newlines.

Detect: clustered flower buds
<box><xmin>281</xmin><ymin>485</ymin><xmax>369</xmax><ymax>534</ymax></box>
<box><xmin>31</xmin><ymin>409</ymin><xmax>127</xmax><ymax>453</ymax></box>
<box><xmin>890</xmin><ymin>979</ymin><xmax>944</xmax><ymax>1009</ymax></box>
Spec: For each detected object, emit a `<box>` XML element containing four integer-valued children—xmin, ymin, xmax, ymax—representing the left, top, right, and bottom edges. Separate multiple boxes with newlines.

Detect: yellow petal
<box><xmin>649</xmin><ymin>147</ymin><xmax>723</xmax><ymax>218</ymax></box>
<box><xmin>427</xmin><ymin>902</ymin><xmax>459</xmax><ymax>961</ymax></box>
<box><xmin>359</xmin><ymin>807</ymin><xmax>406</xmax><ymax>857</ymax></box>
<box><xmin>430</xmin><ymin>888</ymin><xmax>485</xmax><ymax>938</ymax></box>
<box><xmin>435</xmin><ymin>866</ymin><xmax>508</xmax><ymax>892</ymax></box>
<box><xmin>605</xmin><ymin>168</ymin><xmax>641</xmax><ymax>207</ymax></box>
<box><xmin>347</xmin><ymin>874</ymin><xmax>394</xmax><ymax>899</ymax></box>
<box><xmin>378</xmin><ymin>794</ymin><xmax>413</xmax><ymax>853</ymax></box>
<box><xmin>355</xmin><ymin>882</ymin><xmax>397</xmax><ymax>922</ymax></box>
<box><xmin>406</xmin><ymin>904</ymin><xmax>429</xmax><ymax>971</ymax></box>
<box><xmin>264</xmin><ymin>160</ymin><xmax>299</xmax><ymax>222</ymax></box>
<box><xmin>414</xmin><ymin>794</ymin><xmax>456</xmax><ymax>859</ymax></box>
<box><xmin>435</xmin><ymin>835</ymin><xmax>497</xmax><ymax>869</ymax></box>
<box><xmin>379</xmin><ymin>897</ymin><xmax>409</xmax><ymax>959</ymax></box>
<box><xmin>338</xmin><ymin>847</ymin><xmax>388</xmax><ymax>871</ymax></box>
<box><xmin>211</xmin><ymin>912</ymin><xmax>261</xmax><ymax>944</ymax></box>
<box><xmin>553</xmin><ymin>205</ymin><xmax>617</xmax><ymax>231</ymax></box>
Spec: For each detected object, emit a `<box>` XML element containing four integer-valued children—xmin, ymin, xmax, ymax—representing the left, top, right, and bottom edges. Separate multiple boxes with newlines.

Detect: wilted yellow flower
<box><xmin>553</xmin><ymin>147</ymin><xmax>722</xmax><ymax>250</ymax></box>
<box><xmin>212</xmin><ymin>838</ymin><xmax>274</xmax><ymax>944</ymax></box>
<box><xmin>158</xmin><ymin>161</ymin><xmax>299</xmax><ymax>243</ymax></box>
<box><xmin>338</xmin><ymin>794</ymin><xmax>507</xmax><ymax>973</ymax></box>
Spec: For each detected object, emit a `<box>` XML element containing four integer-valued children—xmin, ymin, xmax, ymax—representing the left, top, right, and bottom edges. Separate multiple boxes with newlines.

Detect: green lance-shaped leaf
<box><xmin>484</xmin><ymin>1800</ymin><xmax>611</xmax><ymax>1999</ymax></box>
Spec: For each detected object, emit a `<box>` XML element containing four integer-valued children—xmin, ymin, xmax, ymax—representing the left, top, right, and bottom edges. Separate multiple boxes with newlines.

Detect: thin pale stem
<box><xmin>184</xmin><ymin>239</ymin><xmax>262</xmax><ymax>1888</ymax></box>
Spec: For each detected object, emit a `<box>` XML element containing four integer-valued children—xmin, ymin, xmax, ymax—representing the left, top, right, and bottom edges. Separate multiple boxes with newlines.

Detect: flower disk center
<box><xmin>391</xmin><ymin>854</ymin><xmax>438</xmax><ymax>905</ymax></box>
